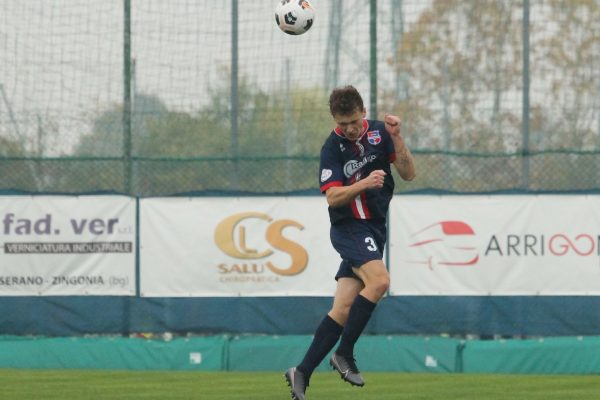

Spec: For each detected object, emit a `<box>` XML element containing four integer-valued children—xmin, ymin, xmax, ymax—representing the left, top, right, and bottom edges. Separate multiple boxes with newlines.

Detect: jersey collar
<box><xmin>334</xmin><ymin>119</ymin><xmax>369</xmax><ymax>141</ymax></box>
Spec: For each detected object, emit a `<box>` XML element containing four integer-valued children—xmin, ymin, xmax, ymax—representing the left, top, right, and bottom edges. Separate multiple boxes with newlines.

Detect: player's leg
<box><xmin>330</xmin><ymin>260</ymin><xmax>390</xmax><ymax>387</ymax></box>
<box><xmin>297</xmin><ymin>278</ymin><xmax>363</xmax><ymax>373</ymax></box>
<box><xmin>339</xmin><ymin>259</ymin><xmax>389</xmax><ymax>353</ymax></box>
<box><xmin>328</xmin><ymin>276</ymin><xmax>365</xmax><ymax>325</ymax></box>
<box><xmin>352</xmin><ymin>259</ymin><xmax>390</xmax><ymax>302</ymax></box>
<box><xmin>286</xmin><ymin>277</ymin><xmax>363</xmax><ymax>400</ymax></box>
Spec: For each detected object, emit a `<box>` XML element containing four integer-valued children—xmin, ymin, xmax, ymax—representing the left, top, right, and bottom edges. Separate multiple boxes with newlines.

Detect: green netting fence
<box><xmin>1</xmin><ymin>0</ymin><xmax>600</xmax><ymax>195</ymax></box>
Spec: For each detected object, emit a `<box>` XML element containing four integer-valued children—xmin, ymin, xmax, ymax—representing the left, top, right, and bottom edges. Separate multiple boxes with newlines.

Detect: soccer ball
<box><xmin>275</xmin><ymin>0</ymin><xmax>315</xmax><ymax>35</ymax></box>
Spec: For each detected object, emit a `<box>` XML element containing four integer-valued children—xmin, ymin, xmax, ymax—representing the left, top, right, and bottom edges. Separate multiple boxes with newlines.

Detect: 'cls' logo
<box><xmin>213</xmin><ymin>212</ymin><xmax>308</xmax><ymax>276</ymax></box>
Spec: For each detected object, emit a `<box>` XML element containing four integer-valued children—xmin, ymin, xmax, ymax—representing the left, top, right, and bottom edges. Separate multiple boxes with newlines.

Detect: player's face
<box><xmin>333</xmin><ymin>108</ymin><xmax>366</xmax><ymax>141</ymax></box>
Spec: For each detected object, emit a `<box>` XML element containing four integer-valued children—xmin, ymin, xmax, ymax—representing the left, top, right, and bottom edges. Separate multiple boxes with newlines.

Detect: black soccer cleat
<box><xmin>329</xmin><ymin>352</ymin><xmax>365</xmax><ymax>387</ymax></box>
<box><xmin>284</xmin><ymin>367</ymin><xmax>307</xmax><ymax>400</ymax></box>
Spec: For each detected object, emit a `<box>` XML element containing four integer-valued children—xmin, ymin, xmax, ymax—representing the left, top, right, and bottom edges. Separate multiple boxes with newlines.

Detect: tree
<box><xmin>76</xmin><ymin>94</ymin><xmax>168</xmax><ymax>157</ymax></box>
<box><xmin>383</xmin><ymin>0</ymin><xmax>525</xmax><ymax>192</ymax></box>
<box><xmin>69</xmin><ymin>76</ymin><xmax>331</xmax><ymax>195</ymax></box>
<box><xmin>195</xmin><ymin>71</ymin><xmax>330</xmax><ymax>193</ymax></box>
<box><xmin>386</xmin><ymin>0</ymin><xmax>522</xmax><ymax>154</ymax></box>
<box><xmin>0</xmin><ymin>137</ymin><xmax>35</xmax><ymax>191</ymax></box>
<box><xmin>531</xmin><ymin>0</ymin><xmax>600</xmax><ymax>151</ymax></box>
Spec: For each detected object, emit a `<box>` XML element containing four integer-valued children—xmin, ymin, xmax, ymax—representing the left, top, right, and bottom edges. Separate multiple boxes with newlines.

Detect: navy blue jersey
<box><xmin>319</xmin><ymin>119</ymin><xmax>396</xmax><ymax>224</ymax></box>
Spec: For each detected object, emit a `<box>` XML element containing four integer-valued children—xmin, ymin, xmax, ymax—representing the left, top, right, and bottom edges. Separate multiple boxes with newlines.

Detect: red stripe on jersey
<box><xmin>349</xmin><ymin>192</ymin><xmax>371</xmax><ymax>219</ymax></box>
<box><xmin>347</xmin><ymin>175</ymin><xmax>362</xmax><ymax>218</ymax></box>
<box><xmin>347</xmin><ymin>178</ymin><xmax>371</xmax><ymax>219</ymax></box>
<box><xmin>320</xmin><ymin>181</ymin><xmax>342</xmax><ymax>193</ymax></box>
<box><xmin>360</xmin><ymin>192</ymin><xmax>371</xmax><ymax>218</ymax></box>
<box><xmin>350</xmin><ymin>196</ymin><xmax>361</xmax><ymax>218</ymax></box>
<box><xmin>388</xmin><ymin>152</ymin><xmax>397</xmax><ymax>162</ymax></box>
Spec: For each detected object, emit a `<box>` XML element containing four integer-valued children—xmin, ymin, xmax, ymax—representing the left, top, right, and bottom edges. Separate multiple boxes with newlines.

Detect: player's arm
<box><xmin>325</xmin><ymin>170</ymin><xmax>386</xmax><ymax>208</ymax></box>
<box><xmin>385</xmin><ymin>114</ymin><xmax>416</xmax><ymax>181</ymax></box>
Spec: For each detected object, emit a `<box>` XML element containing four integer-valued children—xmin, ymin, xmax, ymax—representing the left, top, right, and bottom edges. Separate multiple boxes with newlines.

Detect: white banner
<box><xmin>389</xmin><ymin>195</ymin><xmax>600</xmax><ymax>295</ymax></box>
<box><xmin>0</xmin><ymin>196</ymin><xmax>136</xmax><ymax>296</ymax></box>
<box><xmin>140</xmin><ymin>197</ymin><xmax>339</xmax><ymax>297</ymax></box>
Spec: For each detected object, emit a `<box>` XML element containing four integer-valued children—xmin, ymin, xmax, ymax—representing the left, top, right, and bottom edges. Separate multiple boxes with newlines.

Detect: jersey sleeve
<box><xmin>319</xmin><ymin>138</ymin><xmax>344</xmax><ymax>193</ymax></box>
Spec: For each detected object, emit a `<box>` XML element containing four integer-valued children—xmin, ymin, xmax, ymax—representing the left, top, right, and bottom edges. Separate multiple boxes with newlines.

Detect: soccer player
<box><xmin>285</xmin><ymin>85</ymin><xmax>416</xmax><ymax>400</ymax></box>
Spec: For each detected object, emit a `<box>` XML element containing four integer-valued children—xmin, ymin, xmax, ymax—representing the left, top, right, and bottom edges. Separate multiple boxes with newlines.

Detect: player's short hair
<box><xmin>329</xmin><ymin>85</ymin><xmax>364</xmax><ymax>116</ymax></box>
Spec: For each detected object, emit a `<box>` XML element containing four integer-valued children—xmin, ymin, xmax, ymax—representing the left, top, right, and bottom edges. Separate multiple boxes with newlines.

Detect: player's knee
<box><xmin>329</xmin><ymin>306</ymin><xmax>351</xmax><ymax>326</ymax></box>
<box><xmin>370</xmin><ymin>275</ymin><xmax>390</xmax><ymax>298</ymax></box>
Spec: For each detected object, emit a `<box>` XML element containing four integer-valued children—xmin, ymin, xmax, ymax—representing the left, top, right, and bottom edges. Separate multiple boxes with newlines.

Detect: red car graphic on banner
<box><xmin>406</xmin><ymin>220</ymin><xmax>479</xmax><ymax>269</ymax></box>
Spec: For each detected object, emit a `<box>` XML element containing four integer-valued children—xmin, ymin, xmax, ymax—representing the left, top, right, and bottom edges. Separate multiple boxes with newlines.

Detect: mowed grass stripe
<box><xmin>1</xmin><ymin>369</ymin><xmax>599</xmax><ymax>400</ymax></box>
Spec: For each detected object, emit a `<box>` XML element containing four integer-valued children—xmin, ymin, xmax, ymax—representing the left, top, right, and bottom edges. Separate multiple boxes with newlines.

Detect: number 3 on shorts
<box><xmin>365</xmin><ymin>236</ymin><xmax>378</xmax><ymax>251</ymax></box>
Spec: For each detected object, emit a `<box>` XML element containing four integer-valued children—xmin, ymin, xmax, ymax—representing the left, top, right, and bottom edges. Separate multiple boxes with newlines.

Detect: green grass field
<box><xmin>1</xmin><ymin>369</ymin><xmax>598</xmax><ymax>400</ymax></box>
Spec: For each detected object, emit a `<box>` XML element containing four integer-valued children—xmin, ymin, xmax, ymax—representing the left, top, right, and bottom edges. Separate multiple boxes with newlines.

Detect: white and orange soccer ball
<box><xmin>275</xmin><ymin>0</ymin><xmax>315</xmax><ymax>35</ymax></box>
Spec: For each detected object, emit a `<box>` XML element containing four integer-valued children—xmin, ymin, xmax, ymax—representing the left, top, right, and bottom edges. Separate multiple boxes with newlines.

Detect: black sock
<box><xmin>336</xmin><ymin>294</ymin><xmax>376</xmax><ymax>357</ymax></box>
<box><xmin>297</xmin><ymin>315</ymin><xmax>343</xmax><ymax>380</ymax></box>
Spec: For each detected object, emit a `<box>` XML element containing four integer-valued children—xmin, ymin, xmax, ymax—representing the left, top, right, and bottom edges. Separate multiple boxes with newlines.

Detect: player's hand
<box><xmin>384</xmin><ymin>114</ymin><xmax>402</xmax><ymax>137</ymax></box>
<box><xmin>364</xmin><ymin>169</ymin><xmax>386</xmax><ymax>189</ymax></box>
<box><xmin>385</xmin><ymin>113</ymin><xmax>410</xmax><ymax>153</ymax></box>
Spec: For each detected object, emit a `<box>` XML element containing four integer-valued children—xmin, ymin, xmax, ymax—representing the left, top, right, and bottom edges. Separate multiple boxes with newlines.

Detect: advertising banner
<box><xmin>389</xmin><ymin>195</ymin><xmax>600</xmax><ymax>295</ymax></box>
<box><xmin>140</xmin><ymin>197</ymin><xmax>339</xmax><ymax>297</ymax></box>
<box><xmin>0</xmin><ymin>196</ymin><xmax>136</xmax><ymax>296</ymax></box>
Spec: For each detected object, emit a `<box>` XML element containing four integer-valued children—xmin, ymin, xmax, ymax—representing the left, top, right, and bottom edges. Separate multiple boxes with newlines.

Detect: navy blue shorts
<box><xmin>330</xmin><ymin>219</ymin><xmax>387</xmax><ymax>281</ymax></box>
